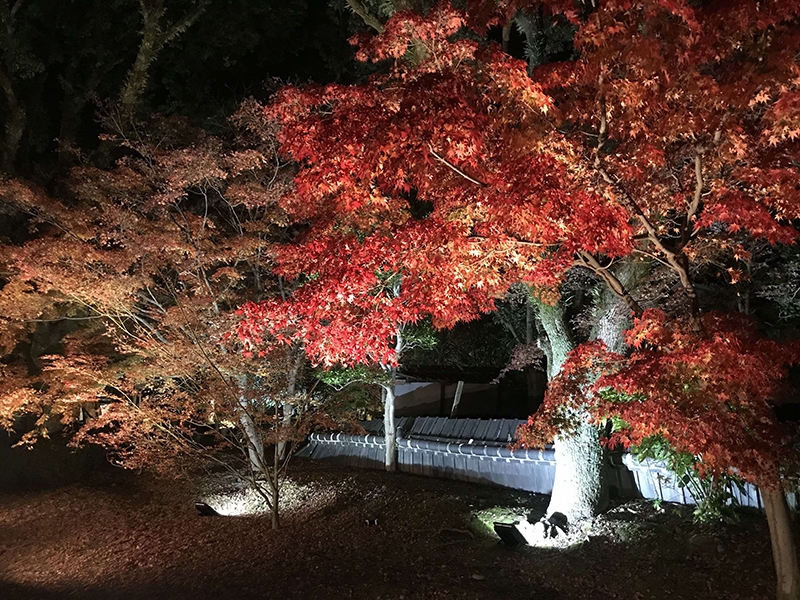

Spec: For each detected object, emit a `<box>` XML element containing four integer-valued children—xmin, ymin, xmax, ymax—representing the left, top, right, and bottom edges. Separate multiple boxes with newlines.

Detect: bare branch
<box><xmin>162</xmin><ymin>0</ymin><xmax>210</xmax><ymax>45</ymax></box>
<box><xmin>10</xmin><ymin>0</ymin><xmax>25</xmax><ymax>19</ymax></box>
<box><xmin>577</xmin><ymin>251</ymin><xmax>644</xmax><ymax>317</ymax></box>
<box><xmin>681</xmin><ymin>147</ymin><xmax>704</xmax><ymax>248</ymax></box>
<box><xmin>427</xmin><ymin>143</ymin><xmax>488</xmax><ymax>188</ymax></box>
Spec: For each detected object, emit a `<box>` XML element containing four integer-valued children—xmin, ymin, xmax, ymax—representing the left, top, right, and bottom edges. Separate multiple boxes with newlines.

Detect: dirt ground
<box><xmin>0</xmin><ymin>458</ymin><xmax>782</xmax><ymax>600</ymax></box>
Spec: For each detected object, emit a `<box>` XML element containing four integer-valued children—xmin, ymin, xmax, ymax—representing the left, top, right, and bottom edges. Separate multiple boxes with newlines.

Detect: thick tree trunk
<box><xmin>383</xmin><ymin>383</ymin><xmax>397</xmax><ymax>472</ymax></box>
<box><xmin>56</xmin><ymin>87</ymin><xmax>85</xmax><ymax>171</ymax></box>
<box><xmin>543</xmin><ymin>263</ymin><xmax>640</xmax><ymax>524</ymax></box>
<box><xmin>548</xmin><ymin>423</ymin><xmax>606</xmax><ymax>523</ymax></box>
<box><xmin>502</xmin><ymin>20</ymin><xmax>512</xmax><ymax>53</ymax></box>
<box><xmin>536</xmin><ymin>299</ymin><xmax>607</xmax><ymax>524</ymax></box>
<box><xmin>764</xmin><ymin>488</ymin><xmax>800</xmax><ymax>600</ymax></box>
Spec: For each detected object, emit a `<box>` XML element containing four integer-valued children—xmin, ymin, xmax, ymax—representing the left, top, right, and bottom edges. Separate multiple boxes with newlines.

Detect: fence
<box><xmin>296</xmin><ymin>417</ymin><xmax>769</xmax><ymax>509</ymax></box>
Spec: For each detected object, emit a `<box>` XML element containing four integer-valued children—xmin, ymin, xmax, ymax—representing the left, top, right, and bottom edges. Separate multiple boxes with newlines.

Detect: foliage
<box><xmin>0</xmin><ymin>114</ymin><xmax>309</xmax><ymax>525</ymax></box>
<box><xmin>236</xmin><ymin>0</ymin><xmax>800</xmax><ymax>367</ymax></box>
<box><xmin>233</xmin><ymin>3</ymin><xmax>634</xmax><ymax>368</ymax></box>
<box><xmin>634</xmin><ymin>433</ymin><xmax>744</xmax><ymax>524</ymax></box>
<box><xmin>518</xmin><ymin>310</ymin><xmax>800</xmax><ymax>489</ymax></box>
<box><xmin>492</xmin><ymin>343</ymin><xmax>544</xmax><ymax>383</ymax></box>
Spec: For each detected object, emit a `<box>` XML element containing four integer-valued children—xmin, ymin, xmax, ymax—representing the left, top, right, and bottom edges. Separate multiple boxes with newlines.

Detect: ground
<box><xmin>0</xmin><ymin>458</ymin><xmax>782</xmax><ymax>600</ymax></box>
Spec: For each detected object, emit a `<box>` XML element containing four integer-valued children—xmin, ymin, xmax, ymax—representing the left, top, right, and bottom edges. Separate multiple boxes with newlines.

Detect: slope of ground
<box><xmin>0</xmin><ymin>459</ymin><xmax>780</xmax><ymax>599</ymax></box>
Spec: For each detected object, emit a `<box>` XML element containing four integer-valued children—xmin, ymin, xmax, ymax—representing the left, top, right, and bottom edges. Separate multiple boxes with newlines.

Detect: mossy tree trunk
<box><xmin>118</xmin><ymin>0</ymin><xmax>208</xmax><ymax>118</ymax></box>
<box><xmin>536</xmin><ymin>299</ymin><xmax>608</xmax><ymax>524</ymax></box>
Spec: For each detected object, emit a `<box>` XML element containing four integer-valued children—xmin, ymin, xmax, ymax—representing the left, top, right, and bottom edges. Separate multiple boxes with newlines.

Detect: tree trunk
<box><xmin>119</xmin><ymin>20</ymin><xmax>161</xmax><ymax>117</ymax></box>
<box><xmin>450</xmin><ymin>380</ymin><xmax>464</xmax><ymax>418</ymax></box>
<box><xmin>536</xmin><ymin>299</ymin><xmax>607</xmax><ymax>524</ymax></box>
<box><xmin>525</xmin><ymin>299</ymin><xmax>544</xmax><ymax>410</ymax></box>
<box><xmin>547</xmin><ymin>422</ymin><xmax>606</xmax><ymax>523</ymax></box>
<box><xmin>238</xmin><ymin>404</ymin><xmax>265</xmax><ymax>476</ymax></box>
<box><xmin>0</xmin><ymin>63</ymin><xmax>25</xmax><ymax>174</ymax></box>
<box><xmin>383</xmin><ymin>382</ymin><xmax>397</xmax><ymax>472</ymax></box>
<box><xmin>272</xmin><ymin>420</ymin><xmax>280</xmax><ymax>530</ymax></box>
<box><xmin>57</xmin><ymin>85</ymin><xmax>85</xmax><ymax>171</ymax></box>
<box><xmin>119</xmin><ymin>0</ymin><xmax>208</xmax><ymax>118</ymax></box>
<box><xmin>502</xmin><ymin>20</ymin><xmax>512</xmax><ymax>53</ymax></box>
<box><xmin>383</xmin><ymin>300</ymin><xmax>403</xmax><ymax>472</ymax></box>
<box><xmin>764</xmin><ymin>487</ymin><xmax>800</xmax><ymax>600</ymax></box>
<box><xmin>236</xmin><ymin>376</ymin><xmax>265</xmax><ymax>477</ymax></box>
<box><xmin>277</xmin><ymin>350</ymin><xmax>302</xmax><ymax>460</ymax></box>
<box><xmin>277</xmin><ymin>403</ymin><xmax>293</xmax><ymax>461</ymax></box>
<box><xmin>541</xmin><ymin>263</ymin><xmax>640</xmax><ymax>524</ymax></box>
<box><xmin>517</xmin><ymin>6</ymin><xmax>546</xmax><ymax>75</ymax></box>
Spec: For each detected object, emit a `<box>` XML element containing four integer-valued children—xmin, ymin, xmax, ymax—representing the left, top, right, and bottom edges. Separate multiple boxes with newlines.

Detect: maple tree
<box><xmin>484</xmin><ymin>0</ymin><xmax>800</xmax><ymax>593</ymax></box>
<box><xmin>519</xmin><ymin>310</ymin><xmax>799</xmax><ymax>487</ymax></box>
<box><xmin>518</xmin><ymin>308</ymin><xmax>800</xmax><ymax>597</ymax></box>
<box><xmin>0</xmin><ymin>3</ymin><xmax>795</xmax><ymax>593</ymax></box>
<box><xmin>232</xmin><ymin>0</ymin><xmax>800</xmax><ymax>590</ymax></box>
<box><xmin>0</xmin><ymin>114</ymin><xmax>314</xmax><ymax>528</ymax></box>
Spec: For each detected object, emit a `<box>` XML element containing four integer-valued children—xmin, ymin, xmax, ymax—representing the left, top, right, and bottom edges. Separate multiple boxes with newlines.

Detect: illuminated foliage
<box><xmin>0</xmin><ymin>115</ymin><xmax>302</xmax><ymax>473</ymax></box>
<box><xmin>236</xmin><ymin>0</ymin><xmax>800</xmax><ymax>372</ymax></box>
<box><xmin>519</xmin><ymin>310</ymin><xmax>800</xmax><ymax>488</ymax></box>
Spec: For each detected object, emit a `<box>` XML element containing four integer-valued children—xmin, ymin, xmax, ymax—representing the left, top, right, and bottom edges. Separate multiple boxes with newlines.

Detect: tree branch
<box><xmin>594</xmin><ymin>79</ymin><xmax>607</xmax><ymax>171</ymax></box>
<box><xmin>427</xmin><ymin>143</ymin><xmax>488</xmax><ymax>187</ymax></box>
<box><xmin>162</xmin><ymin>0</ymin><xmax>210</xmax><ymax>46</ymax></box>
<box><xmin>10</xmin><ymin>0</ymin><xmax>25</xmax><ymax>19</ymax></box>
<box><xmin>346</xmin><ymin>0</ymin><xmax>384</xmax><ymax>34</ymax></box>
<box><xmin>682</xmin><ymin>147</ymin><xmax>704</xmax><ymax>248</ymax></box>
<box><xmin>577</xmin><ymin>251</ymin><xmax>644</xmax><ymax>317</ymax></box>
<box><xmin>589</xmin><ymin>85</ymin><xmax>701</xmax><ymax>324</ymax></box>
<box><xmin>600</xmin><ymin>167</ymin><xmax>701</xmax><ymax>320</ymax></box>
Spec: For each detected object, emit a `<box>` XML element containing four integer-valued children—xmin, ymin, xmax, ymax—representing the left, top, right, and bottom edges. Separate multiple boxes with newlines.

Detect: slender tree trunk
<box><xmin>272</xmin><ymin>402</ymin><xmax>280</xmax><ymax>530</ymax></box>
<box><xmin>383</xmin><ymin>382</ymin><xmax>397</xmax><ymax>471</ymax></box>
<box><xmin>450</xmin><ymin>380</ymin><xmax>464</xmax><ymax>417</ymax></box>
<box><xmin>277</xmin><ymin>404</ymin><xmax>293</xmax><ymax>460</ymax></box>
<box><xmin>236</xmin><ymin>375</ymin><xmax>265</xmax><ymax>477</ymax></box>
<box><xmin>271</xmin><ymin>478</ymin><xmax>279</xmax><ymax>529</ymax></box>
<box><xmin>764</xmin><ymin>487</ymin><xmax>800</xmax><ymax>600</ymax></box>
<box><xmin>277</xmin><ymin>350</ymin><xmax>302</xmax><ymax>460</ymax></box>
<box><xmin>382</xmin><ymin>287</ymin><xmax>403</xmax><ymax>472</ymax></box>
<box><xmin>536</xmin><ymin>299</ymin><xmax>607</xmax><ymax>524</ymax></box>
<box><xmin>118</xmin><ymin>0</ymin><xmax>208</xmax><ymax>118</ymax></box>
<box><xmin>119</xmin><ymin>20</ymin><xmax>161</xmax><ymax>117</ymax></box>
<box><xmin>239</xmin><ymin>405</ymin><xmax>265</xmax><ymax>476</ymax></box>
